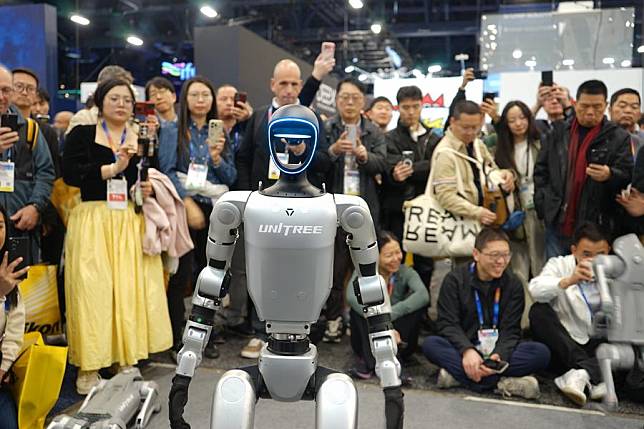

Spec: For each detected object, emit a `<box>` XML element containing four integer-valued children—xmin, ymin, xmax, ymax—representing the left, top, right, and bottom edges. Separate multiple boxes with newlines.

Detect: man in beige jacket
<box><xmin>432</xmin><ymin>101</ymin><xmax>515</xmax><ymax>228</ymax></box>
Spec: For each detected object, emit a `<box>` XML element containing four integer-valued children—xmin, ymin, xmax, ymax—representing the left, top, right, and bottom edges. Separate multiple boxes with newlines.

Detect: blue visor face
<box><xmin>267</xmin><ymin>117</ymin><xmax>318</xmax><ymax>175</ymax></box>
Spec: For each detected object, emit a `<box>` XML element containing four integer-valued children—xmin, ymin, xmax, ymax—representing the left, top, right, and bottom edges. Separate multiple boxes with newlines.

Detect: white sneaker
<box><xmin>436</xmin><ymin>368</ymin><xmax>461</xmax><ymax>389</ymax></box>
<box><xmin>241</xmin><ymin>338</ymin><xmax>265</xmax><ymax>359</ymax></box>
<box><xmin>554</xmin><ymin>369</ymin><xmax>590</xmax><ymax>406</ymax></box>
<box><xmin>496</xmin><ymin>376</ymin><xmax>540</xmax><ymax>400</ymax></box>
<box><xmin>590</xmin><ymin>382</ymin><xmax>607</xmax><ymax>401</ymax></box>
<box><xmin>76</xmin><ymin>370</ymin><xmax>101</xmax><ymax>395</ymax></box>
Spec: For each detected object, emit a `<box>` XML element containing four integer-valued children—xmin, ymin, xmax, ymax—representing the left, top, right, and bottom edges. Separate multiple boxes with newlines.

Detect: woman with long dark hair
<box><xmin>487</xmin><ymin>100</ymin><xmax>545</xmax><ymax>327</ymax></box>
<box><xmin>158</xmin><ymin>76</ymin><xmax>236</xmax><ymax>359</ymax></box>
<box><xmin>63</xmin><ymin>78</ymin><xmax>172</xmax><ymax>394</ymax></box>
<box><xmin>0</xmin><ymin>204</ymin><xmax>28</xmax><ymax>429</ymax></box>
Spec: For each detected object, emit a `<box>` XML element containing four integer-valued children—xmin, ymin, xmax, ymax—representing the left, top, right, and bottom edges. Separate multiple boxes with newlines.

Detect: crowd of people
<box><xmin>0</xmin><ymin>45</ymin><xmax>642</xmax><ymax>426</ymax></box>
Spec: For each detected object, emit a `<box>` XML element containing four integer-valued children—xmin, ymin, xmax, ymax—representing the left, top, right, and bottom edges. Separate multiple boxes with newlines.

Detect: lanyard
<box><xmin>474</xmin><ymin>288</ymin><xmax>500</xmax><ymax>329</ymax></box>
<box><xmin>387</xmin><ymin>273</ymin><xmax>396</xmax><ymax>296</ymax></box>
<box><xmin>102</xmin><ymin>121</ymin><xmax>127</xmax><ymax>161</ymax></box>
<box><xmin>631</xmin><ymin>138</ymin><xmax>637</xmax><ymax>161</ymax></box>
<box><xmin>577</xmin><ymin>282</ymin><xmax>595</xmax><ymax>321</ymax></box>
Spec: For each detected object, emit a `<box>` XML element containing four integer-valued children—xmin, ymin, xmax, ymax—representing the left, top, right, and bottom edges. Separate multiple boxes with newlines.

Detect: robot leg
<box><xmin>135</xmin><ymin>381</ymin><xmax>161</xmax><ymax>429</ymax></box>
<box><xmin>210</xmin><ymin>369</ymin><xmax>257</xmax><ymax>429</ymax></box>
<box><xmin>315</xmin><ymin>372</ymin><xmax>358</xmax><ymax>429</ymax></box>
<box><xmin>596</xmin><ymin>343</ymin><xmax>635</xmax><ymax>410</ymax></box>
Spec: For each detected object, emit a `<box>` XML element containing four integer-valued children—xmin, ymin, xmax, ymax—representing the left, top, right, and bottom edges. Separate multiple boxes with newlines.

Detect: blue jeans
<box><xmin>0</xmin><ymin>388</ymin><xmax>18</xmax><ymax>429</ymax></box>
<box><xmin>422</xmin><ymin>336</ymin><xmax>551</xmax><ymax>393</ymax></box>
<box><xmin>545</xmin><ymin>225</ymin><xmax>570</xmax><ymax>260</ymax></box>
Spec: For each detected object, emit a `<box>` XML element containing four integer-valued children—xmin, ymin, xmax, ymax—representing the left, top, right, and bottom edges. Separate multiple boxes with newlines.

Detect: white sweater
<box><xmin>529</xmin><ymin>255</ymin><xmax>593</xmax><ymax>344</ymax></box>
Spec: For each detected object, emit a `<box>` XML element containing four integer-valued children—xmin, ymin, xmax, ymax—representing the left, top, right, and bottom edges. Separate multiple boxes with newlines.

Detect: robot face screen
<box><xmin>267</xmin><ymin>117</ymin><xmax>318</xmax><ymax>175</ymax></box>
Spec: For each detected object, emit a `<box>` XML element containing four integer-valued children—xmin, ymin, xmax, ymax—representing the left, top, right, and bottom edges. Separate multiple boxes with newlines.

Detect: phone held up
<box><xmin>234</xmin><ymin>92</ymin><xmax>247</xmax><ymax>107</ymax></box>
<box><xmin>208</xmin><ymin>119</ymin><xmax>224</xmax><ymax>148</ymax></box>
<box><xmin>0</xmin><ymin>113</ymin><xmax>18</xmax><ymax>133</ymax></box>
<box><xmin>7</xmin><ymin>236</ymin><xmax>30</xmax><ymax>281</ymax></box>
<box><xmin>541</xmin><ymin>70</ymin><xmax>554</xmax><ymax>87</ymax></box>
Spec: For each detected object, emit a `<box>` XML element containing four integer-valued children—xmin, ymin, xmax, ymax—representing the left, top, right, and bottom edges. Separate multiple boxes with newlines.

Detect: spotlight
<box><xmin>200</xmin><ymin>6</ymin><xmax>218</xmax><ymax>18</ymax></box>
<box><xmin>620</xmin><ymin>60</ymin><xmax>632</xmax><ymax>68</ymax></box>
<box><xmin>344</xmin><ymin>65</ymin><xmax>355</xmax><ymax>73</ymax></box>
<box><xmin>371</xmin><ymin>23</ymin><xmax>382</xmax><ymax>34</ymax></box>
<box><xmin>427</xmin><ymin>64</ymin><xmax>442</xmax><ymax>73</ymax></box>
<box><xmin>602</xmin><ymin>57</ymin><xmax>615</xmax><ymax>65</ymax></box>
<box><xmin>348</xmin><ymin>0</ymin><xmax>363</xmax><ymax>9</ymax></box>
<box><xmin>512</xmin><ymin>49</ymin><xmax>522</xmax><ymax>59</ymax></box>
<box><xmin>70</xmin><ymin>14</ymin><xmax>90</xmax><ymax>26</ymax></box>
<box><xmin>562</xmin><ymin>59</ymin><xmax>575</xmax><ymax>66</ymax></box>
<box><xmin>127</xmin><ymin>35</ymin><xmax>143</xmax><ymax>46</ymax></box>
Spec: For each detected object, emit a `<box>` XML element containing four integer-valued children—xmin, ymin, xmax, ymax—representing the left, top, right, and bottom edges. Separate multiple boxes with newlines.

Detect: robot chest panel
<box><xmin>244</xmin><ymin>193</ymin><xmax>337</xmax><ymax>248</ymax></box>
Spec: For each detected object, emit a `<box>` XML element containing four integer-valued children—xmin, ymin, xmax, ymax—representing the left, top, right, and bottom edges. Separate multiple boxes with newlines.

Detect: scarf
<box><xmin>561</xmin><ymin>118</ymin><xmax>602</xmax><ymax>236</ymax></box>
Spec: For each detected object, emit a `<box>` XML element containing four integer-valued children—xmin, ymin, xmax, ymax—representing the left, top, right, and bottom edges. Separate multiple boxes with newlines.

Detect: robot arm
<box><xmin>336</xmin><ymin>194</ymin><xmax>404</xmax><ymax>429</ymax></box>
<box><xmin>169</xmin><ymin>191</ymin><xmax>250</xmax><ymax>429</ymax></box>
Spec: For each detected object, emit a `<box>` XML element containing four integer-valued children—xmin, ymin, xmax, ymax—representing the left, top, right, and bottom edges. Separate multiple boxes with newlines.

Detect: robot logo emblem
<box><xmin>286</xmin><ymin>208</ymin><xmax>294</xmax><ymax>217</ymax></box>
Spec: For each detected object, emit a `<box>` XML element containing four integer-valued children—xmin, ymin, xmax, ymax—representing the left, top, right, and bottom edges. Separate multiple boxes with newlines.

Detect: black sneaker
<box><xmin>204</xmin><ymin>343</ymin><xmax>220</xmax><ymax>359</ymax></box>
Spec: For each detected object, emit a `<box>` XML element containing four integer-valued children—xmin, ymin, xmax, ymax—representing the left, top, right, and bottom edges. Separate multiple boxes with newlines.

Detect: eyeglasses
<box><xmin>0</xmin><ymin>86</ymin><xmax>13</xmax><ymax>97</ymax></box>
<box><xmin>481</xmin><ymin>252</ymin><xmax>512</xmax><ymax>262</ymax></box>
<box><xmin>187</xmin><ymin>92</ymin><xmax>213</xmax><ymax>100</ymax></box>
<box><xmin>106</xmin><ymin>95</ymin><xmax>134</xmax><ymax>105</ymax></box>
<box><xmin>337</xmin><ymin>93</ymin><xmax>363</xmax><ymax>103</ymax></box>
<box><xmin>13</xmin><ymin>82</ymin><xmax>37</xmax><ymax>94</ymax></box>
<box><xmin>148</xmin><ymin>87</ymin><xmax>171</xmax><ymax>98</ymax></box>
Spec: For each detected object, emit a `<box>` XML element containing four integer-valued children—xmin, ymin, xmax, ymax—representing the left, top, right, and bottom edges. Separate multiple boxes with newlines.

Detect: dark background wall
<box><xmin>0</xmin><ymin>4</ymin><xmax>59</xmax><ymax>113</ymax></box>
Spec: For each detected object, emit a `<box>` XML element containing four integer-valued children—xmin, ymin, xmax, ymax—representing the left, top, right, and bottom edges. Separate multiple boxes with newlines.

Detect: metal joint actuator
<box><xmin>169</xmin><ymin>105</ymin><xmax>403</xmax><ymax>429</ymax></box>
<box><xmin>590</xmin><ymin>234</ymin><xmax>644</xmax><ymax>410</ymax></box>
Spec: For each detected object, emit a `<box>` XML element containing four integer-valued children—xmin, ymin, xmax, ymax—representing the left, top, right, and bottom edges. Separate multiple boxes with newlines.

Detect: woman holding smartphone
<box><xmin>158</xmin><ymin>76</ymin><xmax>236</xmax><ymax>359</ymax></box>
<box><xmin>63</xmin><ymin>79</ymin><xmax>172</xmax><ymax>394</ymax></box>
<box><xmin>0</xmin><ymin>204</ymin><xmax>27</xmax><ymax>429</ymax></box>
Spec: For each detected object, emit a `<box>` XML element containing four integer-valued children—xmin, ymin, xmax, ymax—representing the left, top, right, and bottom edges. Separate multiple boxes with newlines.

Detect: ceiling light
<box><xmin>427</xmin><ymin>64</ymin><xmax>442</xmax><ymax>73</ymax></box>
<box><xmin>358</xmin><ymin>74</ymin><xmax>368</xmax><ymax>82</ymax></box>
<box><xmin>352</xmin><ymin>57</ymin><xmax>359</xmax><ymax>63</ymax></box>
<box><xmin>411</xmin><ymin>69</ymin><xmax>424</xmax><ymax>78</ymax></box>
<box><xmin>638</xmin><ymin>45</ymin><xmax>644</xmax><ymax>53</ymax></box>
<box><xmin>127</xmin><ymin>35</ymin><xmax>143</xmax><ymax>46</ymax></box>
<box><xmin>482</xmin><ymin>64</ymin><xmax>489</xmax><ymax>70</ymax></box>
<box><xmin>620</xmin><ymin>59</ymin><xmax>632</xmax><ymax>68</ymax></box>
<box><xmin>525</xmin><ymin>60</ymin><xmax>537</xmax><ymax>67</ymax></box>
<box><xmin>344</xmin><ymin>65</ymin><xmax>355</xmax><ymax>73</ymax></box>
<box><xmin>562</xmin><ymin>59</ymin><xmax>575</xmax><ymax>66</ymax></box>
<box><xmin>200</xmin><ymin>6</ymin><xmax>218</xmax><ymax>18</ymax></box>
<box><xmin>348</xmin><ymin>0</ymin><xmax>364</xmax><ymax>9</ymax></box>
<box><xmin>371</xmin><ymin>23</ymin><xmax>382</xmax><ymax>34</ymax></box>
<box><xmin>512</xmin><ymin>49</ymin><xmax>523</xmax><ymax>59</ymax></box>
<box><xmin>70</xmin><ymin>14</ymin><xmax>90</xmax><ymax>26</ymax></box>
<box><xmin>602</xmin><ymin>57</ymin><xmax>615</xmax><ymax>65</ymax></box>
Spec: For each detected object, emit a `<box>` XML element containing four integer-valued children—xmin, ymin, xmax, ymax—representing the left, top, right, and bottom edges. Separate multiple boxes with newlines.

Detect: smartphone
<box><xmin>35</xmin><ymin>114</ymin><xmax>51</xmax><ymax>123</ymax></box>
<box><xmin>345</xmin><ymin>124</ymin><xmax>358</xmax><ymax>148</ymax></box>
<box><xmin>321</xmin><ymin>42</ymin><xmax>336</xmax><ymax>61</ymax></box>
<box><xmin>541</xmin><ymin>70</ymin><xmax>554</xmax><ymax>87</ymax></box>
<box><xmin>473</xmin><ymin>70</ymin><xmax>488</xmax><ymax>80</ymax></box>
<box><xmin>7</xmin><ymin>236</ymin><xmax>30</xmax><ymax>280</ymax></box>
<box><xmin>589</xmin><ymin>148</ymin><xmax>609</xmax><ymax>165</ymax></box>
<box><xmin>401</xmin><ymin>150</ymin><xmax>414</xmax><ymax>167</ymax></box>
<box><xmin>134</xmin><ymin>101</ymin><xmax>156</xmax><ymax>121</ymax></box>
<box><xmin>0</xmin><ymin>113</ymin><xmax>18</xmax><ymax>132</ymax></box>
<box><xmin>208</xmin><ymin>119</ymin><xmax>224</xmax><ymax>147</ymax></box>
<box><xmin>483</xmin><ymin>358</ymin><xmax>509</xmax><ymax>374</ymax></box>
<box><xmin>483</xmin><ymin>92</ymin><xmax>498</xmax><ymax>103</ymax></box>
<box><xmin>234</xmin><ymin>92</ymin><xmax>247</xmax><ymax>107</ymax></box>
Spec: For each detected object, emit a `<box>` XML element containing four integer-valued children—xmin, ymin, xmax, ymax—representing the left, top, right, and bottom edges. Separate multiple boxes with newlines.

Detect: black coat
<box><xmin>534</xmin><ymin>117</ymin><xmax>633</xmax><ymax>237</ymax></box>
<box><xmin>436</xmin><ymin>263</ymin><xmax>525</xmax><ymax>361</ymax></box>
<box><xmin>381</xmin><ymin>122</ymin><xmax>441</xmax><ymax>212</ymax></box>
<box><xmin>323</xmin><ymin>116</ymin><xmax>387</xmax><ymax>221</ymax></box>
<box><xmin>235</xmin><ymin>105</ymin><xmax>331</xmax><ymax>191</ymax></box>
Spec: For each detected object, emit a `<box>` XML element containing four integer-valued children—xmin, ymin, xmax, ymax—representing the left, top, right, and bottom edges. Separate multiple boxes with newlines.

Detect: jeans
<box><xmin>545</xmin><ymin>225</ymin><xmax>570</xmax><ymax>260</ymax></box>
<box><xmin>0</xmin><ymin>388</ymin><xmax>18</xmax><ymax>429</ymax></box>
<box><xmin>422</xmin><ymin>336</ymin><xmax>551</xmax><ymax>392</ymax></box>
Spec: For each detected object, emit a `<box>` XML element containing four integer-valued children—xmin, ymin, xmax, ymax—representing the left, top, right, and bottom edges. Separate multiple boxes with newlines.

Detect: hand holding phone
<box><xmin>208</xmin><ymin>119</ymin><xmax>224</xmax><ymax>148</ymax></box>
<box><xmin>345</xmin><ymin>125</ymin><xmax>358</xmax><ymax>149</ymax></box>
<box><xmin>483</xmin><ymin>358</ymin><xmax>509</xmax><ymax>374</ymax></box>
<box><xmin>234</xmin><ymin>92</ymin><xmax>247</xmax><ymax>107</ymax></box>
<box><xmin>321</xmin><ymin>42</ymin><xmax>336</xmax><ymax>61</ymax></box>
<box><xmin>541</xmin><ymin>70</ymin><xmax>554</xmax><ymax>87</ymax></box>
<box><xmin>6</xmin><ymin>237</ymin><xmax>31</xmax><ymax>281</ymax></box>
<box><xmin>0</xmin><ymin>114</ymin><xmax>18</xmax><ymax>133</ymax></box>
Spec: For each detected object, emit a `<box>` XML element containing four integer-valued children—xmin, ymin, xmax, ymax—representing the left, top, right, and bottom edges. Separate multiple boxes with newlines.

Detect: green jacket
<box><xmin>346</xmin><ymin>264</ymin><xmax>429</xmax><ymax>321</ymax></box>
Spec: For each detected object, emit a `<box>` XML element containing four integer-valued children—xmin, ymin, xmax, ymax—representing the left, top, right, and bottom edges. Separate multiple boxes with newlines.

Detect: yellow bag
<box><xmin>18</xmin><ymin>265</ymin><xmax>62</xmax><ymax>335</ymax></box>
<box><xmin>50</xmin><ymin>178</ymin><xmax>81</xmax><ymax>227</ymax></box>
<box><xmin>9</xmin><ymin>332</ymin><xmax>68</xmax><ymax>429</ymax></box>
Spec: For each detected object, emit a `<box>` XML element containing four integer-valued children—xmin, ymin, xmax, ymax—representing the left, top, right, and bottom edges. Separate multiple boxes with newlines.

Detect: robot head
<box><xmin>267</xmin><ymin>104</ymin><xmax>319</xmax><ymax>176</ymax></box>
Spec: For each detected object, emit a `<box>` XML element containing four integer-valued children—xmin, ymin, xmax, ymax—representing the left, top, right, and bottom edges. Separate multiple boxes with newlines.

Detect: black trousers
<box><xmin>326</xmin><ymin>229</ymin><xmax>352</xmax><ymax>321</ymax></box>
<box><xmin>190</xmin><ymin>200</ymin><xmax>214</xmax><ymax>281</ymax></box>
<box><xmin>529</xmin><ymin>302</ymin><xmax>602</xmax><ymax>383</ymax></box>
<box><xmin>350</xmin><ymin>308</ymin><xmax>423</xmax><ymax>371</ymax></box>
<box><xmin>167</xmin><ymin>252</ymin><xmax>193</xmax><ymax>347</ymax></box>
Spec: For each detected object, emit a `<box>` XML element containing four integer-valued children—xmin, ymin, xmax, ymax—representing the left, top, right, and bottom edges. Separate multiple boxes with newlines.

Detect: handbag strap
<box><xmin>425</xmin><ymin>146</ymin><xmax>484</xmax><ymax>197</ymax></box>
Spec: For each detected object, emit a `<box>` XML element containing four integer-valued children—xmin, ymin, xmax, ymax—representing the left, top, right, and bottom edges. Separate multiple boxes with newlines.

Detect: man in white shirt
<box><xmin>528</xmin><ymin>222</ymin><xmax>610</xmax><ymax>406</ymax></box>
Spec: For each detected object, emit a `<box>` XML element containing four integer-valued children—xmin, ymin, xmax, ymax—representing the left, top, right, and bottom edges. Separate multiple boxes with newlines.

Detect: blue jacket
<box><xmin>158</xmin><ymin>120</ymin><xmax>237</xmax><ymax>202</ymax></box>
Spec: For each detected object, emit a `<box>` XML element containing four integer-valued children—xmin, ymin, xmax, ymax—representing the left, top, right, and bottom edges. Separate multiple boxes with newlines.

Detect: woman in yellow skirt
<box><xmin>62</xmin><ymin>78</ymin><xmax>172</xmax><ymax>394</ymax></box>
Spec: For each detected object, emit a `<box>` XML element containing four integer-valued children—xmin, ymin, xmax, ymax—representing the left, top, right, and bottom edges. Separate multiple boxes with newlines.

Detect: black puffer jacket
<box><xmin>534</xmin><ymin>117</ymin><xmax>633</xmax><ymax>237</ymax></box>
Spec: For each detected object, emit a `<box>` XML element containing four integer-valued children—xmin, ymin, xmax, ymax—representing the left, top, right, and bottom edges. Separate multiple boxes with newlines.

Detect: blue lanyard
<box><xmin>101</xmin><ymin>120</ymin><xmax>127</xmax><ymax>161</ymax></box>
<box><xmin>471</xmin><ymin>264</ymin><xmax>500</xmax><ymax>329</ymax></box>
<box><xmin>577</xmin><ymin>282</ymin><xmax>594</xmax><ymax>320</ymax></box>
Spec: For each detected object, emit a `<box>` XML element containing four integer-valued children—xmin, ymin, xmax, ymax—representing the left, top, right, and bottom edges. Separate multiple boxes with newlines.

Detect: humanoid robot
<box><xmin>169</xmin><ymin>105</ymin><xmax>404</xmax><ymax>429</ymax></box>
<box><xmin>47</xmin><ymin>368</ymin><xmax>160</xmax><ymax>428</ymax></box>
<box><xmin>590</xmin><ymin>233</ymin><xmax>644</xmax><ymax>410</ymax></box>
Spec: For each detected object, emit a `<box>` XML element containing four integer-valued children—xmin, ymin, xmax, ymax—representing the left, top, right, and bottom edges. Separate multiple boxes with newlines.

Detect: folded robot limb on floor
<box><xmin>591</xmin><ymin>234</ymin><xmax>644</xmax><ymax>411</ymax></box>
<box><xmin>168</xmin><ymin>104</ymin><xmax>403</xmax><ymax>429</ymax></box>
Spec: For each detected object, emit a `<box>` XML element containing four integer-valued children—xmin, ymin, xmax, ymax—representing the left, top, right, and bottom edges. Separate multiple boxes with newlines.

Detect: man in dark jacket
<box><xmin>381</xmin><ymin>85</ymin><xmax>440</xmax><ymax>288</ymax></box>
<box><xmin>534</xmin><ymin>80</ymin><xmax>633</xmax><ymax>259</ymax></box>
<box><xmin>321</xmin><ymin>77</ymin><xmax>387</xmax><ymax>342</ymax></box>
<box><xmin>422</xmin><ymin>228</ymin><xmax>550</xmax><ymax>398</ymax></box>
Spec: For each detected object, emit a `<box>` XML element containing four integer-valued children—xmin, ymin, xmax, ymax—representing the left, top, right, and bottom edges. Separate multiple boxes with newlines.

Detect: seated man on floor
<box><xmin>529</xmin><ymin>222</ymin><xmax>612</xmax><ymax>406</ymax></box>
<box><xmin>423</xmin><ymin>228</ymin><xmax>550</xmax><ymax>399</ymax></box>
